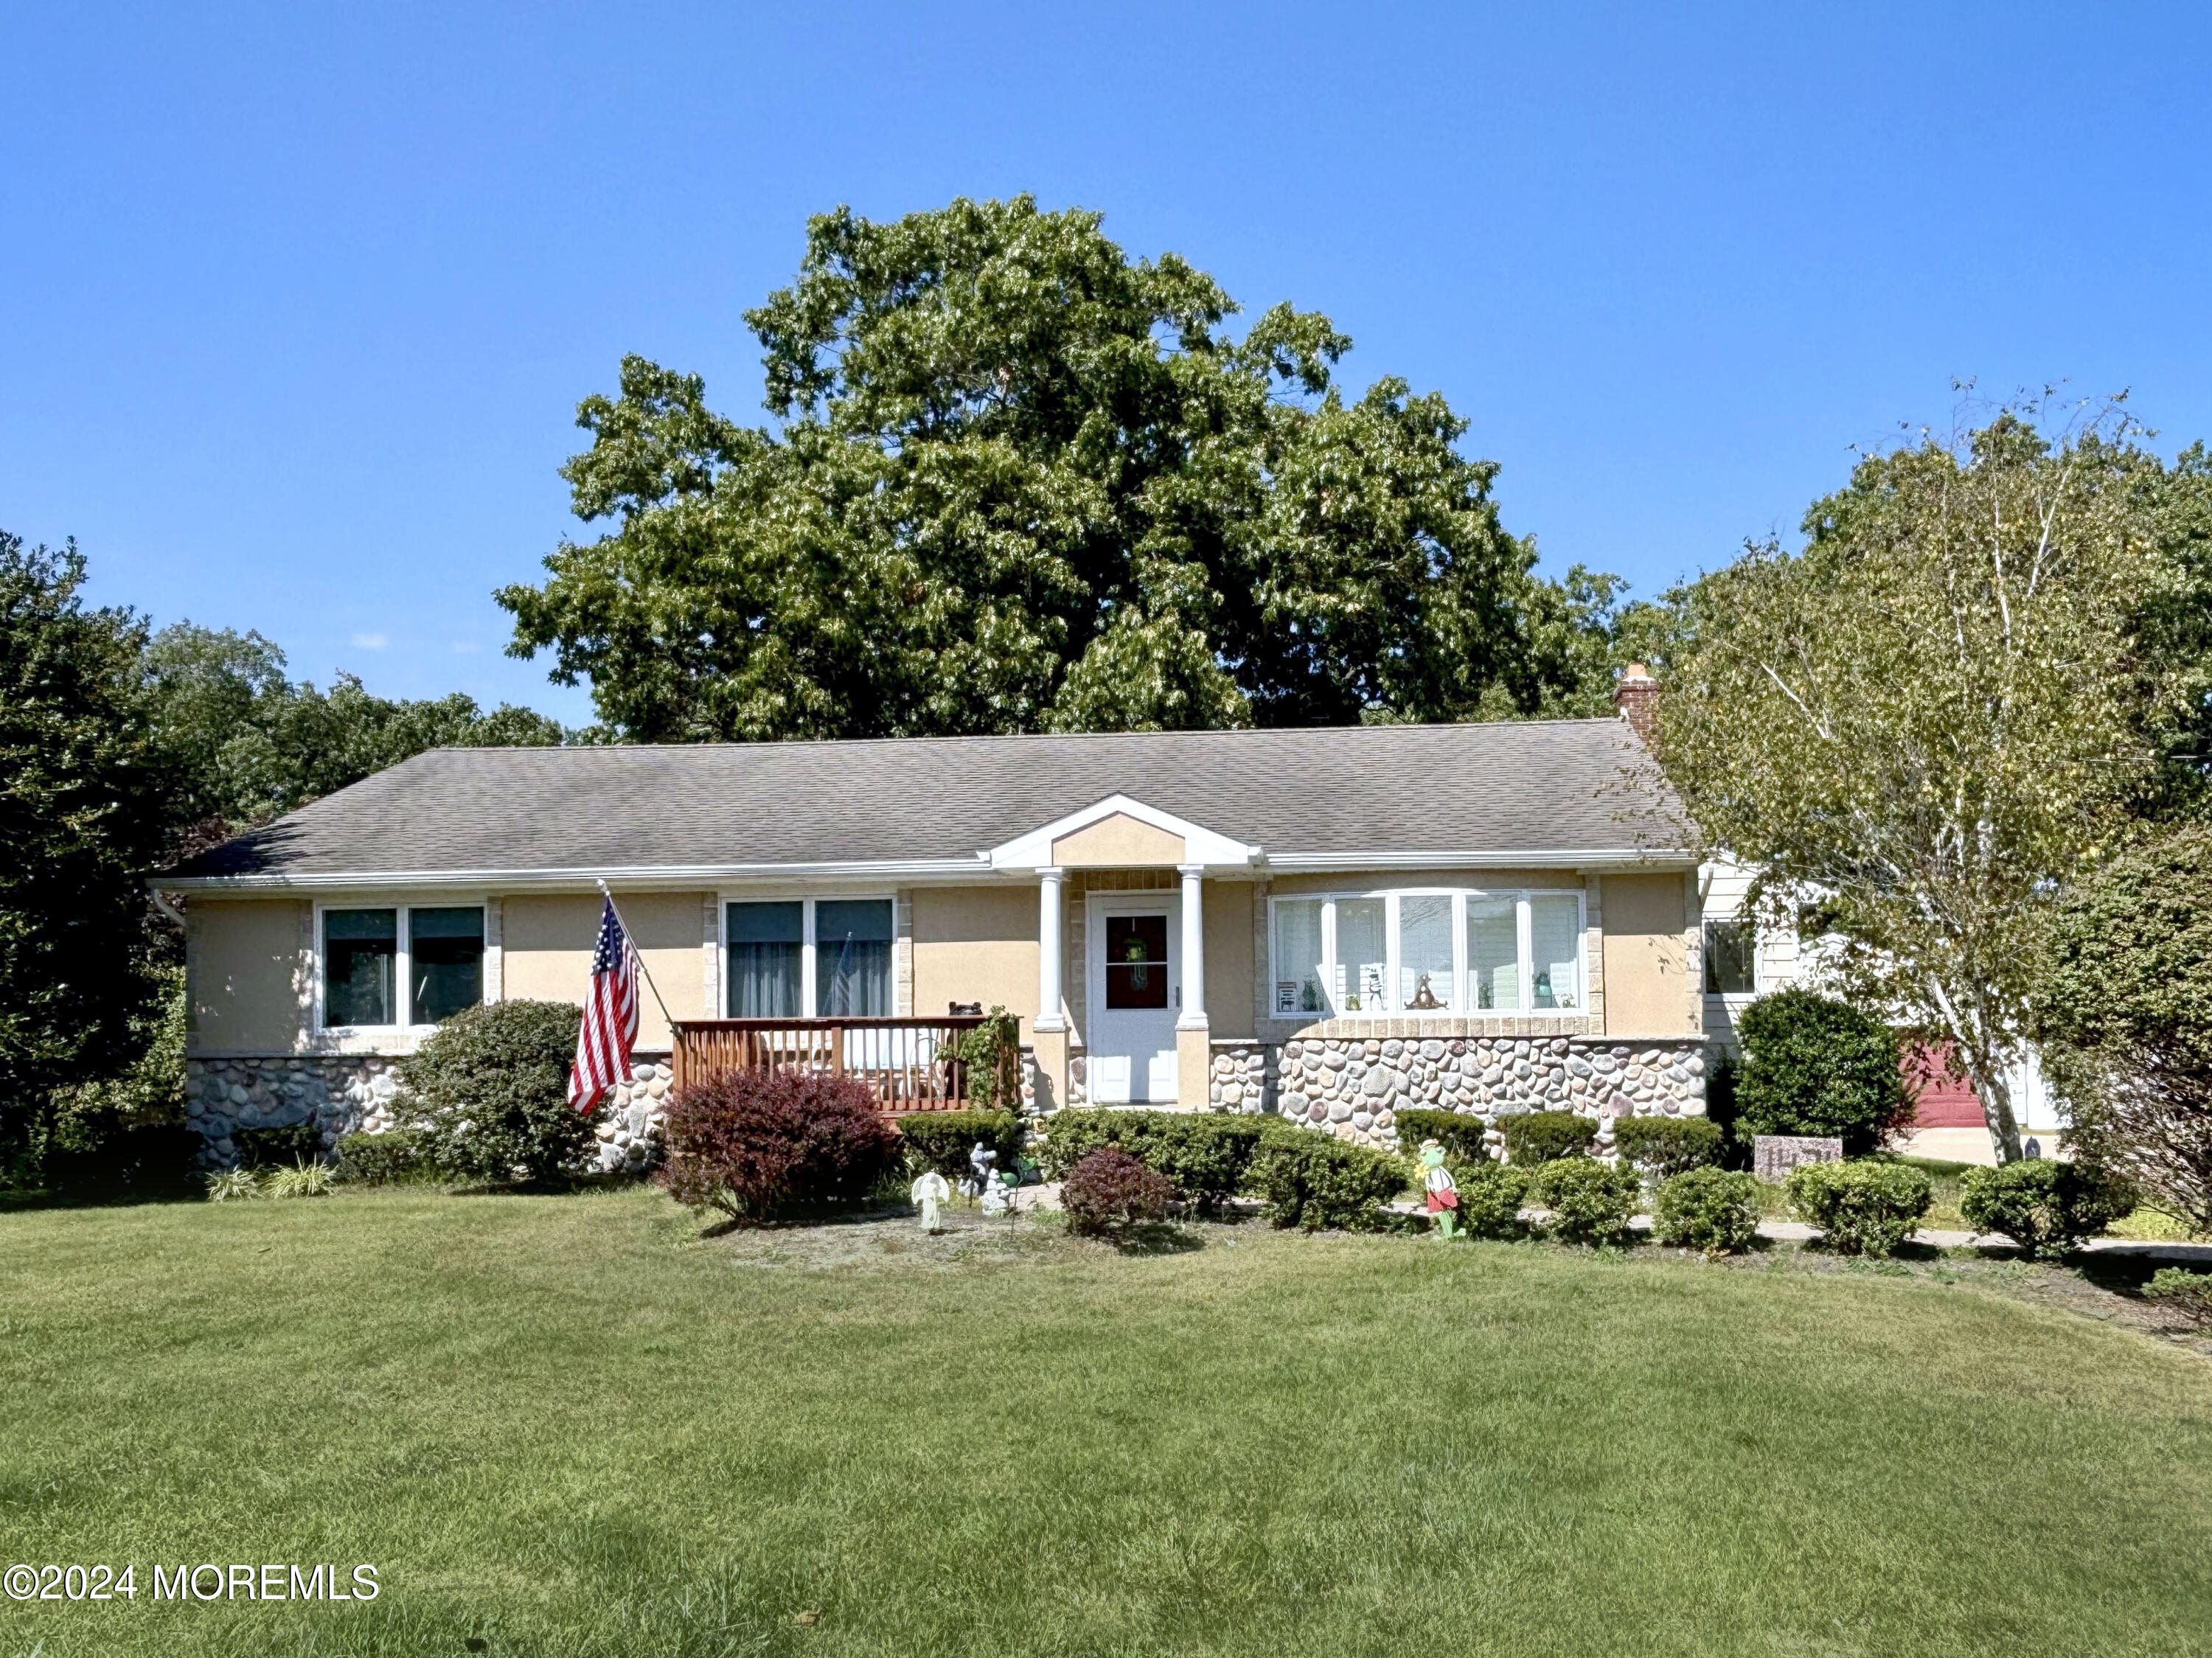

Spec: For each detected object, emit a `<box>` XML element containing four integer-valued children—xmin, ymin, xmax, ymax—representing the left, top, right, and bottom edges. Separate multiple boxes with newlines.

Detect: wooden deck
<box><xmin>669</xmin><ymin>1016</ymin><xmax>1017</xmax><ymax>1111</ymax></box>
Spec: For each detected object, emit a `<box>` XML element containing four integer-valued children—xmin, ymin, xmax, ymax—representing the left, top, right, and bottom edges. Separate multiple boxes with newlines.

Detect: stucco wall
<box><xmin>501</xmin><ymin>891</ymin><xmax>710</xmax><ymax>1048</ymax></box>
<box><xmin>188</xmin><ymin>899</ymin><xmax>307</xmax><ymax>1054</ymax></box>
<box><xmin>1050</xmin><ymin>814</ymin><xmax>1184</xmax><ymax>868</ymax></box>
<box><xmin>1203</xmin><ymin>878</ymin><xmax>1256</xmax><ymax>1040</ymax></box>
<box><xmin>911</xmin><ymin>884</ymin><xmax>1040</xmax><ymax>1023</ymax></box>
<box><xmin>1599</xmin><ymin>872</ymin><xmax>1696</xmax><ymax>1036</ymax></box>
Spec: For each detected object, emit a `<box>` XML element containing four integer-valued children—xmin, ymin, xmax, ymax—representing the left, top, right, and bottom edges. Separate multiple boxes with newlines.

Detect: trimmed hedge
<box><xmin>1249</xmin><ymin>1125</ymin><xmax>1408</xmax><ymax>1231</ymax></box>
<box><xmin>1653</xmin><ymin>1167</ymin><xmax>1762</xmax><ymax>1255</ymax></box>
<box><xmin>1039</xmin><ymin>1110</ymin><xmax>1266</xmax><ymax>1212</ymax></box>
<box><xmin>1529</xmin><ymin>1157</ymin><xmax>1641</xmax><ymax>1247</ymax></box>
<box><xmin>894</xmin><ymin>1111</ymin><xmax>1026</xmax><ymax>1182</ymax></box>
<box><xmin>1613</xmin><ymin>1115</ymin><xmax>1723</xmax><ymax>1180</ymax></box>
<box><xmin>1958</xmin><ymin>1159</ymin><xmax>2135</xmax><ymax>1258</ymax></box>
<box><xmin>1736</xmin><ymin>989</ymin><xmax>1913</xmax><ymax>1155</ymax></box>
<box><xmin>1393</xmin><ymin>1108</ymin><xmax>1492</xmax><ymax>1166</ymax></box>
<box><xmin>399</xmin><ymin>999</ymin><xmax>598</xmax><ymax>1185</ymax></box>
<box><xmin>1500</xmin><ymin>1110</ymin><xmax>1593</xmax><ymax>1165</ymax></box>
<box><xmin>1785</xmin><ymin>1159</ymin><xmax>1933</xmax><ymax>1257</ymax></box>
<box><xmin>1454</xmin><ymin>1161</ymin><xmax>1533</xmax><ymax>1240</ymax></box>
<box><xmin>1062</xmin><ymin>1148</ymin><xmax>1175</xmax><ymax>1237</ymax></box>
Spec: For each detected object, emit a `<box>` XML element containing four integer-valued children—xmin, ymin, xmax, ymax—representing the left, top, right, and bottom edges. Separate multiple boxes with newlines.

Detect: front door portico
<box><xmin>1087</xmin><ymin>893</ymin><xmax>1182</xmax><ymax>1103</ymax></box>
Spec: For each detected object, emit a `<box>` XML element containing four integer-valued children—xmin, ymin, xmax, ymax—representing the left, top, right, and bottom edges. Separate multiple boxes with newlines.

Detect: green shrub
<box><xmin>949</xmin><ymin>1008</ymin><xmax>1023</xmax><ymax>1112</ymax></box>
<box><xmin>1958</xmin><ymin>1160</ymin><xmax>2136</xmax><ymax>1258</ymax></box>
<box><xmin>232</xmin><ymin>1123</ymin><xmax>325</xmax><ymax>1169</ymax></box>
<box><xmin>39</xmin><ymin>1121</ymin><xmax>200</xmax><ymax>1196</ymax></box>
<box><xmin>2143</xmin><ymin>1267</ymin><xmax>2212</xmax><ymax>1330</ymax></box>
<box><xmin>399</xmin><ymin>1000</ymin><xmax>599</xmax><ymax>1185</ymax></box>
<box><xmin>1735</xmin><ymin>989</ymin><xmax>1912</xmax><ymax>1155</ymax></box>
<box><xmin>1453</xmin><ymin>1161</ymin><xmax>1533</xmax><ymax>1240</ymax></box>
<box><xmin>1652</xmin><ymin>1167</ymin><xmax>1762</xmax><ymax>1255</ymax></box>
<box><xmin>1613</xmin><ymin>1115</ymin><xmax>1723</xmax><ymax>1180</ymax></box>
<box><xmin>205</xmin><ymin>1166</ymin><xmax>262</xmax><ymax>1202</ymax></box>
<box><xmin>894</xmin><ymin>1111</ymin><xmax>1025</xmax><ymax>1182</ymax></box>
<box><xmin>1785</xmin><ymin>1159</ymin><xmax>1933</xmax><ymax>1257</ymax></box>
<box><xmin>1529</xmin><ymin>1157</ymin><xmax>1641</xmax><ymax>1247</ymax></box>
<box><xmin>1040</xmin><ymin>1110</ymin><xmax>1267</xmax><ymax>1211</ymax></box>
<box><xmin>262</xmin><ymin>1159</ymin><xmax>335</xmax><ymax>1199</ymax></box>
<box><xmin>334</xmin><ymin>1127</ymin><xmax>437</xmax><ymax>1186</ymax></box>
<box><xmin>1392</xmin><ymin>1108</ymin><xmax>1492</xmax><ymax>1166</ymax></box>
<box><xmin>1249</xmin><ymin>1124</ymin><xmax>1408</xmax><ymax>1231</ymax></box>
<box><xmin>1500</xmin><ymin>1110</ymin><xmax>1593</xmax><ymax>1165</ymax></box>
<box><xmin>1061</xmin><ymin>1148</ymin><xmax>1175</xmax><ymax>1238</ymax></box>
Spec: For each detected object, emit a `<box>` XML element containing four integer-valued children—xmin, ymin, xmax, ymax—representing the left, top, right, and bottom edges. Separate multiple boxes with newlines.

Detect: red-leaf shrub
<box><xmin>1060</xmin><ymin>1147</ymin><xmax>1175</xmax><ymax>1237</ymax></box>
<box><xmin>658</xmin><ymin>1069</ymin><xmax>901</xmax><ymax>1223</ymax></box>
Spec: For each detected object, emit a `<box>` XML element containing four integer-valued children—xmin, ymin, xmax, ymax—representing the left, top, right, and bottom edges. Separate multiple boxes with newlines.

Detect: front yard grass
<box><xmin>4</xmin><ymin>1186</ymin><xmax>2210</xmax><ymax>1657</ymax></box>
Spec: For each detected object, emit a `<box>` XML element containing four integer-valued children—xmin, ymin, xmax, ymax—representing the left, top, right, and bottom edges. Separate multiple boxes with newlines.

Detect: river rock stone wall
<box><xmin>1274</xmin><ymin>1035</ymin><xmax>1708</xmax><ymax>1150</ymax></box>
<box><xmin>184</xmin><ymin>1056</ymin><xmax>392</xmax><ymax>1164</ymax></box>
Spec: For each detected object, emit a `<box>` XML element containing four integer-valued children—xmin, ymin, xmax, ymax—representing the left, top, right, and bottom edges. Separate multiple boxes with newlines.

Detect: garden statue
<box><xmin>962</xmin><ymin>1140</ymin><xmax>999</xmax><ymax>1197</ymax></box>
<box><xmin>1419</xmin><ymin>1139</ymin><xmax>1459</xmax><ymax>1239</ymax></box>
<box><xmin>981</xmin><ymin>1170</ymin><xmax>1018</xmax><ymax>1216</ymax></box>
<box><xmin>910</xmin><ymin>1168</ymin><xmax>950</xmax><ymax>1233</ymax></box>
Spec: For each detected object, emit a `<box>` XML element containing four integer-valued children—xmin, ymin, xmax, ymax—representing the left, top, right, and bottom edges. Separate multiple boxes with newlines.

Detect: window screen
<box><xmin>1704</xmin><ymin>919</ymin><xmax>1756</xmax><ymax>995</ymax></box>
<box><xmin>1466</xmin><ymin>898</ymin><xmax>1519</xmax><ymax>1011</ymax></box>
<box><xmin>728</xmin><ymin>902</ymin><xmax>803</xmax><ymax>1017</ymax></box>
<box><xmin>1272</xmin><ymin>899</ymin><xmax>1325</xmax><ymax>1015</ymax></box>
<box><xmin>1398</xmin><ymin>895</ymin><xmax>1455</xmax><ymax>1011</ymax></box>
<box><xmin>1530</xmin><ymin>894</ymin><xmax>1582</xmax><ymax>1009</ymax></box>
<box><xmin>1335</xmin><ymin>898</ymin><xmax>1386</xmax><ymax>1014</ymax></box>
<box><xmin>815</xmin><ymin>899</ymin><xmax>894</xmax><ymax>1017</ymax></box>
<box><xmin>324</xmin><ymin>908</ymin><xmax>397</xmax><ymax>1027</ymax></box>
<box><xmin>408</xmin><ymin>907</ymin><xmax>484</xmax><ymax>1025</ymax></box>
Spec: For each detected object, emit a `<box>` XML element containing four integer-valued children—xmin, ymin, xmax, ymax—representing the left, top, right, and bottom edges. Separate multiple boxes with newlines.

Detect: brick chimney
<box><xmin>1614</xmin><ymin>662</ymin><xmax>1659</xmax><ymax>744</ymax></box>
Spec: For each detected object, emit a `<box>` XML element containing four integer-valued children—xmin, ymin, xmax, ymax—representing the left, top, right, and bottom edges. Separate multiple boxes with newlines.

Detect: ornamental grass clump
<box><xmin>204</xmin><ymin>1166</ymin><xmax>262</xmax><ymax>1202</ymax></box>
<box><xmin>1613</xmin><ymin>1115</ymin><xmax>1724</xmax><ymax>1180</ymax></box>
<box><xmin>1958</xmin><ymin>1159</ymin><xmax>2136</xmax><ymax>1258</ymax></box>
<box><xmin>1249</xmin><ymin>1126</ymin><xmax>1408</xmax><ymax>1232</ymax></box>
<box><xmin>1785</xmin><ymin>1160</ymin><xmax>1933</xmax><ymax>1257</ymax></box>
<box><xmin>399</xmin><ymin>1000</ymin><xmax>599</xmax><ymax>1186</ymax></box>
<box><xmin>1652</xmin><ymin>1167</ymin><xmax>1763</xmax><ymax>1256</ymax></box>
<box><xmin>659</xmin><ymin>1069</ymin><xmax>902</xmax><ymax>1225</ymax></box>
<box><xmin>1060</xmin><ymin>1147</ymin><xmax>1175</xmax><ymax>1239</ymax></box>
<box><xmin>1529</xmin><ymin>1157</ymin><xmax>1641</xmax><ymax>1247</ymax></box>
<box><xmin>1499</xmin><ymin>1110</ymin><xmax>1593</xmax><ymax>1166</ymax></box>
<box><xmin>262</xmin><ymin>1159</ymin><xmax>334</xmax><ymax>1199</ymax></box>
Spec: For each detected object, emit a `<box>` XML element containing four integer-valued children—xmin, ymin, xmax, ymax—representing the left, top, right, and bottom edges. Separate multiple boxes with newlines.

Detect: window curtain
<box><xmin>815</xmin><ymin>899</ymin><xmax>894</xmax><ymax>1017</ymax></box>
<box><xmin>728</xmin><ymin>902</ymin><xmax>802</xmax><ymax>1017</ymax></box>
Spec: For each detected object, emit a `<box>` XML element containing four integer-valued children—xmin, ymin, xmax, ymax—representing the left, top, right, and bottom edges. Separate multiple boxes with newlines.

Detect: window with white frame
<box><xmin>320</xmin><ymin>905</ymin><xmax>485</xmax><ymax>1030</ymax></box>
<box><xmin>1269</xmin><ymin>890</ymin><xmax>1585</xmax><ymax>1017</ymax></box>
<box><xmin>724</xmin><ymin>897</ymin><xmax>895</xmax><ymax>1018</ymax></box>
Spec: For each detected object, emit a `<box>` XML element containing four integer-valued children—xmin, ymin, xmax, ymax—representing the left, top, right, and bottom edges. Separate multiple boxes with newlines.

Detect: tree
<box><xmin>1651</xmin><ymin>397</ymin><xmax>2204</xmax><ymax>1162</ymax></box>
<box><xmin>2032</xmin><ymin>826</ymin><xmax>2212</xmax><ymax>1232</ymax></box>
<box><xmin>0</xmin><ymin>534</ymin><xmax>171</xmax><ymax>1169</ymax></box>
<box><xmin>498</xmin><ymin>196</ymin><xmax>1627</xmax><ymax>740</ymax></box>
<box><xmin>142</xmin><ymin>621</ymin><xmax>568</xmax><ymax>833</ymax></box>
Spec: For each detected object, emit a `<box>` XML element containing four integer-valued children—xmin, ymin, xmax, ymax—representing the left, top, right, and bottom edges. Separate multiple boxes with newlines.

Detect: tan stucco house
<box><xmin>161</xmin><ymin>716</ymin><xmax>1712</xmax><ymax>1166</ymax></box>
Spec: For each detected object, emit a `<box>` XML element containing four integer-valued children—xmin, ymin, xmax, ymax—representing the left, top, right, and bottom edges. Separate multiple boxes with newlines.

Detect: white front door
<box><xmin>1088</xmin><ymin>896</ymin><xmax>1182</xmax><ymax>1104</ymax></box>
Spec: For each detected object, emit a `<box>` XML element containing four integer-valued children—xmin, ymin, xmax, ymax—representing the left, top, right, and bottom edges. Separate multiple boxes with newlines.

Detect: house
<box><xmin>159</xmin><ymin>713</ymin><xmax>1714</xmax><ymax>1168</ymax></box>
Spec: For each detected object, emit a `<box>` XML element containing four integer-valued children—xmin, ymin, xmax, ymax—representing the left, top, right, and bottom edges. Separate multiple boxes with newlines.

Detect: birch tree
<box><xmin>1654</xmin><ymin>398</ymin><xmax>2199</xmax><ymax>1162</ymax></box>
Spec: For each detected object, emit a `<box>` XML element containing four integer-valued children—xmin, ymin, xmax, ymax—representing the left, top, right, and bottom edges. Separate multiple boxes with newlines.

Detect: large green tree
<box><xmin>0</xmin><ymin>534</ymin><xmax>170</xmax><ymax>1163</ymax></box>
<box><xmin>1650</xmin><ymin>400</ymin><xmax>2205</xmax><ymax>1163</ymax></box>
<box><xmin>142</xmin><ymin>622</ymin><xmax>567</xmax><ymax>834</ymax></box>
<box><xmin>498</xmin><ymin>196</ymin><xmax>1624</xmax><ymax>739</ymax></box>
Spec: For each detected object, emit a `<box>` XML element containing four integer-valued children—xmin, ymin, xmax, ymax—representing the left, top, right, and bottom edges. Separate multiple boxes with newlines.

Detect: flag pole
<box><xmin>597</xmin><ymin>879</ymin><xmax>675</xmax><ymax>1029</ymax></box>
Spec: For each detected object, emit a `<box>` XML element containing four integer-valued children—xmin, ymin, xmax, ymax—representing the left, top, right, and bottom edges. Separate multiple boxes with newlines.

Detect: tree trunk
<box><xmin>1971</xmin><ymin>1059</ymin><xmax>2025</xmax><ymax>1164</ymax></box>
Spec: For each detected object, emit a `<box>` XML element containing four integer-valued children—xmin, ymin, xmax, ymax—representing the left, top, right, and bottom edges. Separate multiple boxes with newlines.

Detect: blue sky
<box><xmin>4</xmin><ymin>2</ymin><xmax>2208</xmax><ymax>725</ymax></box>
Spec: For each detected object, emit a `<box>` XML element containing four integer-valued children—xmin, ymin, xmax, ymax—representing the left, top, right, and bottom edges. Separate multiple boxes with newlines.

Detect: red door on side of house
<box><xmin>1904</xmin><ymin>1041</ymin><xmax>1983</xmax><ymax>1127</ymax></box>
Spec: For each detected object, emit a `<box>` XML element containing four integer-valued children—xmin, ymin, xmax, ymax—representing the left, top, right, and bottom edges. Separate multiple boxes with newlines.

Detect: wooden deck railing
<box><xmin>669</xmin><ymin>1016</ymin><xmax>1017</xmax><ymax>1111</ymax></box>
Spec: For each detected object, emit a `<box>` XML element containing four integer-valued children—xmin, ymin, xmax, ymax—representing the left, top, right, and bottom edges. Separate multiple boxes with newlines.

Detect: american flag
<box><xmin>569</xmin><ymin>897</ymin><xmax>640</xmax><ymax>1112</ymax></box>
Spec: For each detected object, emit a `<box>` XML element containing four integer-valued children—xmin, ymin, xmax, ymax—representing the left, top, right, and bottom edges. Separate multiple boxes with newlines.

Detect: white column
<box><xmin>1035</xmin><ymin>867</ymin><xmax>1066</xmax><ymax>1031</ymax></box>
<box><xmin>1178</xmin><ymin>863</ymin><xmax>1208</xmax><ymax>1030</ymax></box>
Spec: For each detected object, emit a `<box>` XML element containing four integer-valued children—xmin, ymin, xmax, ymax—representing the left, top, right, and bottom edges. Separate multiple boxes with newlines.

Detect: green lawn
<box><xmin>4</xmin><ymin>1189</ymin><xmax>2211</xmax><ymax>1657</ymax></box>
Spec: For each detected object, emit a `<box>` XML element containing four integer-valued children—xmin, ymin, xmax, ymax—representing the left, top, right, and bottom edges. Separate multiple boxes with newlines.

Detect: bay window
<box><xmin>320</xmin><ymin>904</ymin><xmax>484</xmax><ymax>1030</ymax></box>
<box><xmin>1268</xmin><ymin>889</ymin><xmax>1585</xmax><ymax>1019</ymax></box>
<box><xmin>723</xmin><ymin>896</ymin><xmax>895</xmax><ymax>1019</ymax></box>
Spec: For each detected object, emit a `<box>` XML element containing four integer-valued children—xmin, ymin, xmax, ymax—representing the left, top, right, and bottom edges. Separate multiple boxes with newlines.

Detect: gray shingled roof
<box><xmin>163</xmin><ymin>720</ymin><xmax>1688</xmax><ymax>882</ymax></box>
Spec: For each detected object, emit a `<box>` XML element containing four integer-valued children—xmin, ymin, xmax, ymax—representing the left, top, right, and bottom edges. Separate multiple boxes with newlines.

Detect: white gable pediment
<box><xmin>987</xmin><ymin>795</ymin><xmax>1260</xmax><ymax>874</ymax></box>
